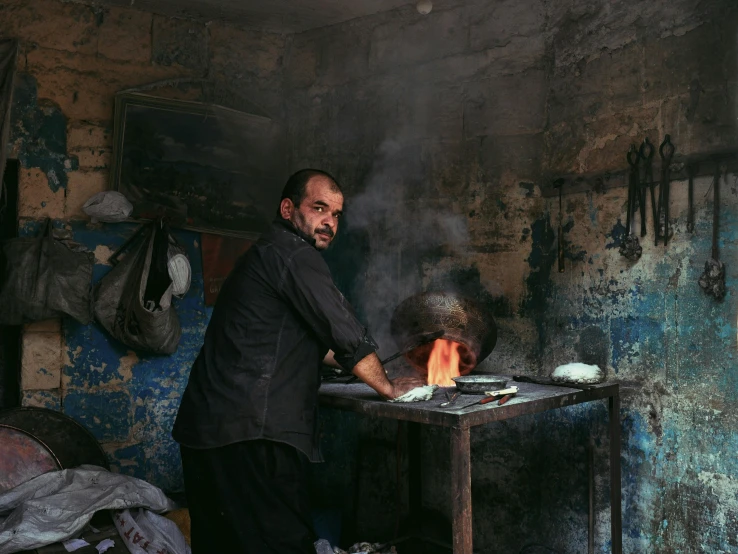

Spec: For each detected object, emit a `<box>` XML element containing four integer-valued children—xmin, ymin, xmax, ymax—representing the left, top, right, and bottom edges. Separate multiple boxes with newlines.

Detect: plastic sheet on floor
<box><xmin>0</xmin><ymin>466</ymin><xmax>176</xmax><ymax>554</ymax></box>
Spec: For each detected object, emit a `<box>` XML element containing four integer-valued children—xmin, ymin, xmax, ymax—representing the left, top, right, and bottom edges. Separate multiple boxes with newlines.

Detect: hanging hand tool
<box><xmin>634</xmin><ymin>146</ymin><xmax>647</xmax><ymax>237</ymax></box>
<box><xmin>686</xmin><ymin>163</ymin><xmax>696</xmax><ymax>233</ymax></box>
<box><xmin>657</xmin><ymin>135</ymin><xmax>675</xmax><ymax>245</ymax></box>
<box><xmin>698</xmin><ymin>162</ymin><xmax>726</xmax><ymax>301</ymax></box>
<box><xmin>619</xmin><ymin>144</ymin><xmax>643</xmax><ymax>261</ymax></box>
<box><xmin>624</xmin><ymin>145</ymin><xmax>635</xmax><ymax>238</ymax></box>
<box><xmin>639</xmin><ymin>138</ymin><xmax>657</xmax><ymax>239</ymax></box>
<box><xmin>556</xmin><ymin>180</ymin><xmax>565</xmax><ymax>273</ymax></box>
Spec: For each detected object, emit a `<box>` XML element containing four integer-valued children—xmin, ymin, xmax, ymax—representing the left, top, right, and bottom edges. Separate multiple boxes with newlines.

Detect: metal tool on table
<box><xmin>639</xmin><ymin>138</ymin><xmax>658</xmax><ymax>239</ymax></box>
<box><xmin>619</xmin><ymin>144</ymin><xmax>643</xmax><ymax>261</ymax></box>
<box><xmin>512</xmin><ymin>375</ymin><xmax>598</xmax><ymax>390</ymax></box>
<box><xmin>555</xmin><ymin>179</ymin><xmax>565</xmax><ymax>273</ymax></box>
<box><xmin>686</xmin><ymin>163</ymin><xmax>696</xmax><ymax>233</ymax></box>
<box><xmin>498</xmin><ymin>394</ymin><xmax>514</xmax><ymax>406</ymax></box>
<box><xmin>451</xmin><ymin>375</ymin><xmax>507</xmax><ymax>394</ymax></box>
<box><xmin>454</xmin><ymin>386</ymin><xmax>518</xmax><ymax>410</ymax></box>
<box><xmin>344</xmin><ymin>330</ymin><xmax>445</xmax><ymax>384</ymax></box>
<box><xmin>486</xmin><ymin>386</ymin><xmax>518</xmax><ymax>406</ymax></box>
<box><xmin>656</xmin><ymin>135</ymin><xmax>675</xmax><ymax>245</ymax></box>
<box><xmin>439</xmin><ymin>389</ymin><xmax>461</xmax><ymax>407</ymax></box>
<box><xmin>698</xmin><ymin>162</ymin><xmax>726</xmax><ymax>301</ymax></box>
<box><xmin>381</xmin><ymin>329</ymin><xmax>444</xmax><ymax>365</ymax></box>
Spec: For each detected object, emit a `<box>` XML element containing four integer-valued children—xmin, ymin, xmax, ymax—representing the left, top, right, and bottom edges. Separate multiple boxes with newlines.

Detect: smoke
<box><xmin>340</xmin><ymin>134</ymin><xmax>472</xmax><ymax>357</ymax></box>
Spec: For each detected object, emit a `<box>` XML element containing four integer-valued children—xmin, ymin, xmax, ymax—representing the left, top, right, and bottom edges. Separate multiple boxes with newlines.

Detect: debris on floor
<box><xmin>315</xmin><ymin>539</ymin><xmax>398</xmax><ymax>554</ymax></box>
<box><xmin>0</xmin><ymin>466</ymin><xmax>187</xmax><ymax>554</ymax></box>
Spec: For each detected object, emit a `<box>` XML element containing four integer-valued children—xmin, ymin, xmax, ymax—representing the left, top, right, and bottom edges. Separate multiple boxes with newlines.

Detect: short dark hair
<box><xmin>279</xmin><ymin>169</ymin><xmax>341</xmax><ymax>212</ymax></box>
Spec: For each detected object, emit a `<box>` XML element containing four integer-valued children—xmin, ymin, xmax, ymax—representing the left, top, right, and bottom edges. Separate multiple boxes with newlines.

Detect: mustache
<box><xmin>316</xmin><ymin>226</ymin><xmax>334</xmax><ymax>238</ymax></box>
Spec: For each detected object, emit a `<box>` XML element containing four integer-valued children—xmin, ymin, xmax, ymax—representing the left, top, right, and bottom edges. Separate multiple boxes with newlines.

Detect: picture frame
<box><xmin>109</xmin><ymin>92</ymin><xmax>287</xmax><ymax>239</ymax></box>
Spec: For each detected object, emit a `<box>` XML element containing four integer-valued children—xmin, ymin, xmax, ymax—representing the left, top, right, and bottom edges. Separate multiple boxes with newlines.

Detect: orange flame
<box><xmin>426</xmin><ymin>339</ymin><xmax>461</xmax><ymax>387</ymax></box>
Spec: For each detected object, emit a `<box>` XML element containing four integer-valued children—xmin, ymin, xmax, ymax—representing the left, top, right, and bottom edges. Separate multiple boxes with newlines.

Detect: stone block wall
<box><xmin>3</xmin><ymin>0</ymin><xmax>738</xmax><ymax>549</ymax></box>
<box><xmin>283</xmin><ymin>0</ymin><xmax>738</xmax><ymax>551</ymax></box>
<box><xmin>1</xmin><ymin>0</ymin><xmax>287</xmax><ymax>489</ymax></box>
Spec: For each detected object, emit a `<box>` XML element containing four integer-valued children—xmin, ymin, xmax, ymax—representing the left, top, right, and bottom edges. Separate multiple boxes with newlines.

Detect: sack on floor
<box><xmin>0</xmin><ymin>219</ymin><xmax>94</xmax><ymax>325</ymax></box>
<box><xmin>0</xmin><ymin>465</ymin><xmax>176</xmax><ymax>554</ymax></box>
<box><xmin>94</xmin><ymin>221</ymin><xmax>181</xmax><ymax>354</ymax></box>
<box><xmin>114</xmin><ymin>509</ymin><xmax>191</xmax><ymax>554</ymax></box>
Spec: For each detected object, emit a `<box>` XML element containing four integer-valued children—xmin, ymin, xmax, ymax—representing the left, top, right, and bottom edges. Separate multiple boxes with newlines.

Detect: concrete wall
<box><xmin>2</xmin><ymin>0</ymin><xmax>287</xmax><ymax>490</ymax></box>
<box><xmin>284</xmin><ymin>0</ymin><xmax>738</xmax><ymax>551</ymax></box>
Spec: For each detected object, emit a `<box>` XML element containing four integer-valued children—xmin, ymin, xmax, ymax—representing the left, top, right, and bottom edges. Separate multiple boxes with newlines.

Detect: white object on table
<box><xmin>484</xmin><ymin>386</ymin><xmax>518</xmax><ymax>397</ymax></box>
<box><xmin>388</xmin><ymin>384</ymin><xmax>439</xmax><ymax>403</ymax></box>
<box><xmin>551</xmin><ymin>363</ymin><xmax>604</xmax><ymax>384</ymax></box>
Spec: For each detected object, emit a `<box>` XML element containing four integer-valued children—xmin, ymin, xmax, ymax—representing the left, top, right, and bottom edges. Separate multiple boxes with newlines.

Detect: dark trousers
<box><xmin>180</xmin><ymin>439</ymin><xmax>317</xmax><ymax>553</ymax></box>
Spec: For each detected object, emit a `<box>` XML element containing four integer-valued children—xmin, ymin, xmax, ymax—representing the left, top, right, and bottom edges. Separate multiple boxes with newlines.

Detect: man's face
<box><xmin>283</xmin><ymin>177</ymin><xmax>344</xmax><ymax>250</ymax></box>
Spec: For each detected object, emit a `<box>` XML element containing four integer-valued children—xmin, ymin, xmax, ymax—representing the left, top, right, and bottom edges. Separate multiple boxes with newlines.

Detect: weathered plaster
<box><xmin>4</xmin><ymin>0</ymin><xmax>286</xmax><ymax>493</ymax></box>
<box><xmin>285</xmin><ymin>0</ymin><xmax>738</xmax><ymax>551</ymax></box>
<box><xmin>6</xmin><ymin>0</ymin><xmax>738</xmax><ymax>550</ymax></box>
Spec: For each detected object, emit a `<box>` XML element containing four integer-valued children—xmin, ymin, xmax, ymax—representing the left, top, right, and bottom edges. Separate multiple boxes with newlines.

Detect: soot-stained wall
<box><xmin>5</xmin><ymin>0</ymin><xmax>738</xmax><ymax>550</ymax></box>
<box><xmin>285</xmin><ymin>0</ymin><xmax>738</xmax><ymax>551</ymax></box>
<box><xmin>2</xmin><ymin>0</ymin><xmax>287</xmax><ymax>490</ymax></box>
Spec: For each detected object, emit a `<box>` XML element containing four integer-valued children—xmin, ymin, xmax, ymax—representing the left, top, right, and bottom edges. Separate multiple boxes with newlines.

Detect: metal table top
<box><xmin>319</xmin><ymin>378</ymin><xmax>619</xmax><ymax>429</ymax></box>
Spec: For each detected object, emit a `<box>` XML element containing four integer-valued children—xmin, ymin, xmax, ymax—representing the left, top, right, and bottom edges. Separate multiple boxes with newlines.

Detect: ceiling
<box><xmin>84</xmin><ymin>0</ymin><xmax>415</xmax><ymax>33</ymax></box>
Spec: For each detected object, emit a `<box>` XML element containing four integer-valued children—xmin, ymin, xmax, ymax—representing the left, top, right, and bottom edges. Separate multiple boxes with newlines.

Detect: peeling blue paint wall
<box><xmin>4</xmin><ymin>0</ymin><xmax>288</xmax><ymax>493</ymax></box>
<box><xmin>11</xmin><ymin>73</ymin><xmax>78</xmax><ymax>192</ymax></box>
<box><xmin>282</xmin><ymin>0</ymin><xmax>738</xmax><ymax>551</ymax></box>
<box><xmin>18</xmin><ymin>220</ymin><xmax>210</xmax><ymax>492</ymax></box>
<box><xmin>528</xmin><ymin>177</ymin><xmax>738</xmax><ymax>552</ymax></box>
<box><xmin>63</xmin><ymin>224</ymin><xmax>209</xmax><ymax>492</ymax></box>
<box><xmin>7</xmin><ymin>0</ymin><xmax>738</xmax><ymax>551</ymax></box>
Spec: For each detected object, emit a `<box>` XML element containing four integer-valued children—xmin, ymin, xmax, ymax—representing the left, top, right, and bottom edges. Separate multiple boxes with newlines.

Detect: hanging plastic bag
<box><xmin>82</xmin><ymin>191</ymin><xmax>133</xmax><ymax>223</ymax></box>
<box><xmin>94</xmin><ymin>221</ymin><xmax>181</xmax><ymax>354</ymax></box>
<box><xmin>0</xmin><ymin>219</ymin><xmax>94</xmax><ymax>324</ymax></box>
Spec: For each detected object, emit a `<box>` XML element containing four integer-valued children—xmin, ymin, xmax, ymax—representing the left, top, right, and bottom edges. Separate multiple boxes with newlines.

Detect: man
<box><xmin>172</xmin><ymin>169</ymin><xmax>425</xmax><ymax>553</ymax></box>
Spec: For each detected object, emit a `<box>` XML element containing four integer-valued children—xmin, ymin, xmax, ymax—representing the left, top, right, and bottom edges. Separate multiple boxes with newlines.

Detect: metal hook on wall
<box><xmin>554</xmin><ymin>178</ymin><xmax>565</xmax><ymax>273</ymax></box>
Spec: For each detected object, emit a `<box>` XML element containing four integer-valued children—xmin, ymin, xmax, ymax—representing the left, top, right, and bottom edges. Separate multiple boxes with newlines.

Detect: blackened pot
<box><xmin>390</xmin><ymin>291</ymin><xmax>497</xmax><ymax>377</ymax></box>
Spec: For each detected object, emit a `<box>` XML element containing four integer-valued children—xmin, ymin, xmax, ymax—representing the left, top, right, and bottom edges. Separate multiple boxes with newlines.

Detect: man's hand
<box><xmin>350</xmin><ymin>353</ymin><xmax>427</xmax><ymax>400</ymax></box>
<box><xmin>387</xmin><ymin>376</ymin><xmax>427</xmax><ymax>400</ymax></box>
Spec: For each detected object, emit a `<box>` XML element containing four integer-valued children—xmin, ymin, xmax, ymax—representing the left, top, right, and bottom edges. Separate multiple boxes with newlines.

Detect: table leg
<box><xmin>609</xmin><ymin>394</ymin><xmax>622</xmax><ymax>554</ymax></box>
<box><xmin>450</xmin><ymin>426</ymin><xmax>472</xmax><ymax>554</ymax></box>
<box><xmin>408</xmin><ymin>422</ymin><xmax>422</xmax><ymax>529</ymax></box>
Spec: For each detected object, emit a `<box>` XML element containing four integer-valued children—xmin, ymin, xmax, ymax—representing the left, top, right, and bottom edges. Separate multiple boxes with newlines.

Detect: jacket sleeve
<box><xmin>279</xmin><ymin>247</ymin><xmax>378</xmax><ymax>370</ymax></box>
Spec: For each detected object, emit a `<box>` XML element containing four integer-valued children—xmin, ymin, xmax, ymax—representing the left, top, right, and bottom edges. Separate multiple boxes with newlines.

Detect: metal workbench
<box><xmin>319</xmin><ymin>380</ymin><xmax>622</xmax><ymax>554</ymax></box>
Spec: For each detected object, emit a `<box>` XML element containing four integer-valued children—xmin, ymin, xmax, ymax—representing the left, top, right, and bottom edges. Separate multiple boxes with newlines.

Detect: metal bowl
<box><xmin>390</xmin><ymin>291</ymin><xmax>497</xmax><ymax>377</ymax></box>
<box><xmin>452</xmin><ymin>375</ymin><xmax>507</xmax><ymax>394</ymax></box>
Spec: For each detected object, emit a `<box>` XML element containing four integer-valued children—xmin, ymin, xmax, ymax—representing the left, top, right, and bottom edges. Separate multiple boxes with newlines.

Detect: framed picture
<box><xmin>109</xmin><ymin>93</ymin><xmax>287</xmax><ymax>239</ymax></box>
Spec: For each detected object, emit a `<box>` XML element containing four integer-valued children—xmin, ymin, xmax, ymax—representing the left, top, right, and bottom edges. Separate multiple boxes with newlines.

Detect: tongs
<box><xmin>439</xmin><ymin>390</ymin><xmax>461</xmax><ymax>407</ymax></box>
<box><xmin>345</xmin><ymin>330</ymin><xmax>445</xmax><ymax>384</ymax></box>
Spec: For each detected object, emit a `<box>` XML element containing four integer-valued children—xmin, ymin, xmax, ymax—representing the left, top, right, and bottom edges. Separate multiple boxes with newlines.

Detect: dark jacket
<box><xmin>172</xmin><ymin>219</ymin><xmax>377</xmax><ymax>461</ymax></box>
